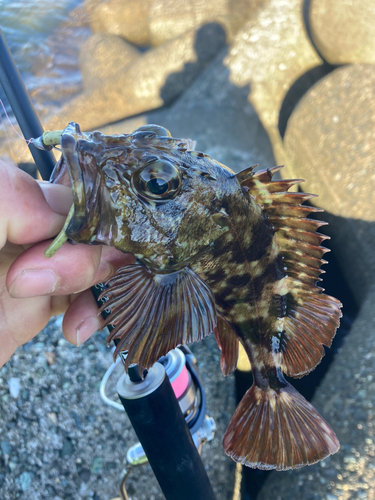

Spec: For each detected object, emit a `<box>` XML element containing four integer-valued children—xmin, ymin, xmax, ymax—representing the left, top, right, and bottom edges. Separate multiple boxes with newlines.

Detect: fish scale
<box><xmin>38</xmin><ymin>122</ymin><xmax>342</xmax><ymax>472</ymax></box>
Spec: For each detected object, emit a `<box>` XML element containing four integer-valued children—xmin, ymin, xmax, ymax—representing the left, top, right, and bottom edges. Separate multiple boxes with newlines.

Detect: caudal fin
<box><xmin>223</xmin><ymin>382</ymin><xmax>339</xmax><ymax>470</ymax></box>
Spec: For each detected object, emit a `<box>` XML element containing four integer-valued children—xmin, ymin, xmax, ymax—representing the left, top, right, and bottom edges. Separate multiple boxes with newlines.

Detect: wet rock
<box><xmin>33</xmin><ymin>342</ymin><xmax>45</xmax><ymax>351</ymax></box>
<box><xmin>21</xmin><ymin>389</ymin><xmax>29</xmax><ymax>401</ymax></box>
<box><xmin>91</xmin><ymin>456</ymin><xmax>103</xmax><ymax>474</ymax></box>
<box><xmin>8</xmin><ymin>461</ymin><xmax>16</xmax><ymax>471</ymax></box>
<box><xmin>47</xmin><ymin>412</ymin><xmax>58</xmax><ymax>425</ymax></box>
<box><xmin>148</xmin><ymin>0</ymin><xmax>262</xmax><ymax>47</ymax></box>
<box><xmin>16</xmin><ymin>471</ymin><xmax>33</xmax><ymax>492</ymax></box>
<box><xmin>46</xmin><ymin>23</ymin><xmax>226</xmax><ymax>131</ymax></box>
<box><xmin>105</xmin><ymin>460</ymin><xmax>117</xmax><ymax>471</ymax></box>
<box><xmin>46</xmin><ymin>484</ymin><xmax>57</xmax><ymax>496</ymax></box>
<box><xmin>83</xmin><ymin>0</ymin><xmax>102</xmax><ymax>17</ymax></box>
<box><xmin>90</xmin><ymin>0</ymin><xmax>152</xmax><ymax>47</ymax></box>
<box><xmin>310</xmin><ymin>0</ymin><xmax>375</xmax><ymax>64</ymax></box>
<box><xmin>8</xmin><ymin>378</ymin><xmax>21</xmax><ymax>398</ymax></box>
<box><xmin>258</xmin><ymin>288</ymin><xmax>375</xmax><ymax>500</ymax></box>
<box><xmin>44</xmin><ymin>351</ymin><xmax>56</xmax><ymax>366</ymax></box>
<box><xmin>321</xmin><ymin>467</ymin><xmax>337</xmax><ymax>481</ymax></box>
<box><xmin>79</xmin><ymin>468</ymin><xmax>91</xmax><ymax>482</ymax></box>
<box><xmin>224</xmin><ymin>0</ymin><xmax>322</xmax><ymax>177</ymax></box>
<box><xmin>61</xmin><ymin>436</ymin><xmax>74</xmax><ymax>457</ymax></box>
<box><xmin>284</xmin><ymin>64</ymin><xmax>375</xmax><ymax>305</ymax></box>
<box><xmin>71</xmin><ymin>411</ymin><xmax>82</xmax><ymax>429</ymax></box>
<box><xmin>0</xmin><ymin>441</ymin><xmax>11</xmax><ymax>455</ymax></box>
<box><xmin>79</xmin><ymin>34</ymin><xmax>141</xmax><ymax>90</ymax></box>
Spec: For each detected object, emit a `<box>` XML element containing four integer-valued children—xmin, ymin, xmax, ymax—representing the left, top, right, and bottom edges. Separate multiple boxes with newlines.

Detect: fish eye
<box><xmin>146</xmin><ymin>177</ymin><xmax>168</xmax><ymax>195</ymax></box>
<box><xmin>132</xmin><ymin>159</ymin><xmax>181</xmax><ymax>202</ymax></box>
<box><xmin>133</xmin><ymin>125</ymin><xmax>172</xmax><ymax>137</ymax></box>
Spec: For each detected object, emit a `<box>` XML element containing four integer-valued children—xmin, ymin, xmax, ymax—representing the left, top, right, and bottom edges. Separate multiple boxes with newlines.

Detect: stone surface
<box><xmin>79</xmin><ymin>34</ymin><xmax>141</xmax><ymax>90</ymax></box>
<box><xmin>45</xmin><ymin>23</ymin><xmax>226</xmax><ymax>131</ymax></box>
<box><xmin>8</xmin><ymin>378</ymin><xmax>20</xmax><ymax>398</ymax></box>
<box><xmin>224</xmin><ymin>0</ymin><xmax>322</xmax><ymax>178</ymax></box>
<box><xmin>16</xmin><ymin>471</ymin><xmax>33</xmax><ymax>492</ymax></box>
<box><xmin>310</xmin><ymin>0</ymin><xmax>375</xmax><ymax>64</ymax></box>
<box><xmin>148</xmin><ymin>0</ymin><xmax>263</xmax><ymax>47</ymax></box>
<box><xmin>83</xmin><ymin>0</ymin><xmax>101</xmax><ymax>17</ymax></box>
<box><xmin>284</xmin><ymin>64</ymin><xmax>375</xmax><ymax>305</ymax></box>
<box><xmin>259</xmin><ymin>287</ymin><xmax>375</xmax><ymax>500</ymax></box>
<box><xmin>0</xmin><ymin>319</ymin><xmax>236</xmax><ymax>500</ymax></box>
<box><xmin>89</xmin><ymin>0</ymin><xmax>152</xmax><ymax>47</ymax></box>
<box><xmin>100</xmin><ymin>46</ymin><xmax>276</xmax><ymax>174</ymax></box>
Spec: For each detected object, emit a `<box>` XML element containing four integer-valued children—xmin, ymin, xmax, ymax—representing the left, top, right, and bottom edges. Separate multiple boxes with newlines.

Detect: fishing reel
<box><xmin>100</xmin><ymin>346</ymin><xmax>216</xmax><ymax>499</ymax></box>
<box><xmin>126</xmin><ymin>346</ymin><xmax>216</xmax><ymax>461</ymax></box>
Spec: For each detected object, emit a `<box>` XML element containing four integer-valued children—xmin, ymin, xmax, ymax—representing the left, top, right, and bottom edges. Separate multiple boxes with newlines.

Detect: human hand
<box><xmin>0</xmin><ymin>160</ymin><xmax>134</xmax><ymax>368</ymax></box>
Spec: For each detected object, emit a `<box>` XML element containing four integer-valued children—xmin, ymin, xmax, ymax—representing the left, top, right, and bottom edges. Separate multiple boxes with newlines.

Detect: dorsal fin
<box><xmin>235</xmin><ymin>164</ymin><xmax>258</xmax><ymax>184</ymax></box>
<box><xmin>237</xmin><ymin>166</ymin><xmax>342</xmax><ymax>378</ymax></box>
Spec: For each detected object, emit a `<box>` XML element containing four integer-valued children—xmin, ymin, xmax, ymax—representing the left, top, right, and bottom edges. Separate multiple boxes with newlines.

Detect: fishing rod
<box><xmin>0</xmin><ymin>28</ymin><xmax>217</xmax><ymax>500</ymax></box>
<box><xmin>0</xmin><ymin>30</ymin><xmax>55</xmax><ymax>178</ymax></box>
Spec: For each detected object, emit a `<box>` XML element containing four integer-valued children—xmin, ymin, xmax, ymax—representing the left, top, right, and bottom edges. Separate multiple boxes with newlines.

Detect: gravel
<box><xmin>0</xmin><ymin>316</ymin><xmax>236</xmax><ymax>500</ymax></box>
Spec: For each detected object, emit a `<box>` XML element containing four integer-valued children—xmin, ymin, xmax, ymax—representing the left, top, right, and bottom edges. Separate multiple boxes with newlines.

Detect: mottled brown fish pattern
<box><xmin>46</xmin><ymin>122</ymin><xmax>342</xmax><ymax>471</ymax></box>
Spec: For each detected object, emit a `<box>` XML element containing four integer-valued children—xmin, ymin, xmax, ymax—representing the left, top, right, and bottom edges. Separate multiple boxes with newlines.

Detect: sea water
<box><xmin>0</xmin><ymin>0</ymin><xmax>84</xmax><ymax>118</ymax></box>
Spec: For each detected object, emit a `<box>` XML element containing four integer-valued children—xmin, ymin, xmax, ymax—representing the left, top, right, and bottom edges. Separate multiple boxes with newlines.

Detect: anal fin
<box><xmin>223</xmin><ymin>382</ymin><xmax>339</xmax><ymax>470</ymax></box>
<box><xmin>214</xmin><ymin>315</ymin><xmax>239</xmax><ymax>376</ymax></box>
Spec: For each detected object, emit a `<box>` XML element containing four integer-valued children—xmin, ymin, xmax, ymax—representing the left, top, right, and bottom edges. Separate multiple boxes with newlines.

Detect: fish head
<box><xmin>53</xmin><ymin>122</ymin><xmax>239</xmax><ymax>272</ymax></box>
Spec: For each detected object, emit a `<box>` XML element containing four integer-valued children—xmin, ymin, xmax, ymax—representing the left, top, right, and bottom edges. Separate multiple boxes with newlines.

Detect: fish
<box><xmin>43</xmin><ymin>121</ymin><xmax>342</xmax><ymax>471</ymax></box>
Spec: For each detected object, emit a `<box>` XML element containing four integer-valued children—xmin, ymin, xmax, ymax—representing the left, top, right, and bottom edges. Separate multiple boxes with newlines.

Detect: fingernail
<box><xmin>96</xmin><ymin>262</ymin><xmax>113</xmax><ymax>283</ymax></box>
<box><xmin>76</xmin><ymin>316</ymin><xmax>101</xmax><ymax>346</ymax></box>
<box><xmin>38</xmin><ymin>182</ymin><xmax>73</xmax><ymax>215</ymax></box>
<box><xmin>9</xmin><ymin>269</ymin><xmax>58</xmax><ymax>298</ymax></box>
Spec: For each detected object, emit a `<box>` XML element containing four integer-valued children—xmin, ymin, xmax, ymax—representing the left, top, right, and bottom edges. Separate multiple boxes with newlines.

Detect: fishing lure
<box><xmin>35</xmin><ymin>122</ymin><xmax>342</xmax><ymax>471</ymax></box>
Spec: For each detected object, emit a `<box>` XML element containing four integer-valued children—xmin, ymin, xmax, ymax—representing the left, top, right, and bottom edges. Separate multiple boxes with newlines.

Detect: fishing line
<box><xmin>0</xmin><ymin>98</ymin><xmax>32</xmax><ymax>143</ymax></box>
<box><xmin>0</xmin><ymin>97</ymin><xmax>32</xmax><ymax>160</ymax></box>
<box><xmin>0</xmin><ymin>98</ymin><xmax>62</xmax><ymax>159</ymax></box>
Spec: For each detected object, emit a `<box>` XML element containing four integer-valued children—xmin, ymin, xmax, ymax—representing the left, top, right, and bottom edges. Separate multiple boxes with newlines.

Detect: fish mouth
<box><xmin>43</xmin><ymin>123</ymin><xmax>106</xmax><ymax>257</ymax></box>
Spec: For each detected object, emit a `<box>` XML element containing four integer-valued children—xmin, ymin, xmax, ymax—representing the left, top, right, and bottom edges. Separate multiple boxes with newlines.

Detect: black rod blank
<box><xmin>0</xmin><ymin>28</ymin><xmax>55</xmax><ymax>180</ymax></box>
<box><xmin>118</xmin><ymin>374</ymin><xmax>217</xmax><ymax>500</ymax></box>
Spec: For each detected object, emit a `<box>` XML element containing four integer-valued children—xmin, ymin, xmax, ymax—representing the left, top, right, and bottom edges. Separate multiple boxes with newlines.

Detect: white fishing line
<box><xmin>0</xmin><ymin>98</ymin><xmax>32</xmax><ymax>159</ymax></box>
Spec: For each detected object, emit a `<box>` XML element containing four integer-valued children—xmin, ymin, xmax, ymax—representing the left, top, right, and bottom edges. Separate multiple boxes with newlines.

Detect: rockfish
<box><xmin>41</xmin><ymin>122</ymin><xmax>342</xmax><ymax>471</ymax></box>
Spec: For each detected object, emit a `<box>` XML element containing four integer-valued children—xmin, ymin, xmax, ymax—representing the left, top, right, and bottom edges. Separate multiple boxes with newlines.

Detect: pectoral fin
<box><xmin>99</xmin><ymin>264</ymin><xmax>217</xmax><ymax>373</ymax></box>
